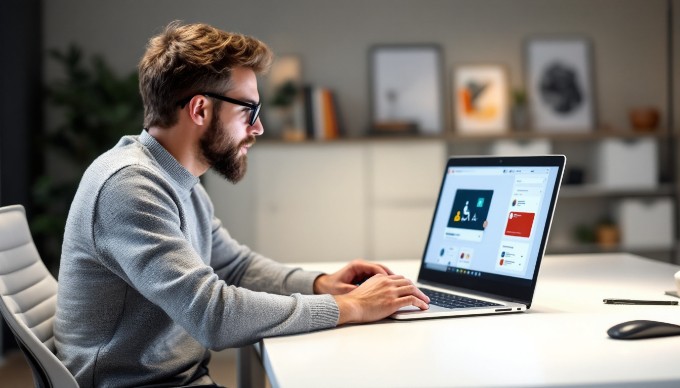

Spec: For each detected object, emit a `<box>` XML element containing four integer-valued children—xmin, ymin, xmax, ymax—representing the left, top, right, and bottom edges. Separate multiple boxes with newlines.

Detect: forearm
<box><xmin>239</xmin><ymin>255</ymin><xmax>324</xmax><ymax>295</ymax></box>
<box><xmin>210</xmin><ymin>217</ymin><xmax>323</xmax><ymax>295</ymax></box>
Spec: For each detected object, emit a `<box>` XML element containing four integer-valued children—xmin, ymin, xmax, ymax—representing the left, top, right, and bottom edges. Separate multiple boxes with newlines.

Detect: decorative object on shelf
<box><xmin>595</xmin><ymin>217</ymin><xmax>619</xmax><ymax>248</ymax></box>
<box><xmin>265</xmin><ymin>55</ymin><xmax>305</xmax><ymax>141</ymax></box>
<box><xmin>595</xmin><ymin>138</ymin><xmax>658</xmax><ymax>189</ymax></box>
<box><xmin>617</xmin><ymin>198</ymin><xmax>675</xmax><ymax>249</ymax></box>
<box><xmin>564</xmin><ymin>167</ymin><xmax>585</xmax><ymax>185</ymax></box>
<box><xmin>573</xmin><ymin>224</ymin><xmax>596</xmax><ymax>244</ymax></box>
<box><xmin>271</xmin><ymin>80</ymin><xmax>304</xmax><ymax>141</ymax></box>
<box><xmin>525</xmin><ymin>37</ymin><xmax>595</xmax><ymax>132</ymax></box>
<box><xmin>511</xmin><ymin>88</ymin><xmax>529</xmax><ymax>131</ymax></box>
<box><xmin>369</xmin><ymin>44</ymin><xmax>444</xmax><ymax>135</ymax></box>
<box><xmin>453</xmin><ymin>64</ymin><xmax>510</xmax><ymax>135</ymax></box>
<box><xmin>628</xmin><ymin>107</ymin><xmax>660</xmax><ymax>132</ymax></box>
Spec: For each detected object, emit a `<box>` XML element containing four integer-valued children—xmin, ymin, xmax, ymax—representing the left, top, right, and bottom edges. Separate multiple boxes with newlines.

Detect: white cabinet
<box><xmin>204</xmin><ymin>140</ymin><xmax>446</xmax><ymax>263</ymax></box>
<box><xmin>252</xmin><ymin>144</ymin><xmax>367</xmax><ymax>262</ymax></box>
<box><xmin>367</xmin><ymin>142</ymin><xmax>446</xmax><ymax>259</ymax></box>
<box><xmin>204</xmin><ymin>133</ymin><xmax>677</xmax><ymax>263</ymax></box>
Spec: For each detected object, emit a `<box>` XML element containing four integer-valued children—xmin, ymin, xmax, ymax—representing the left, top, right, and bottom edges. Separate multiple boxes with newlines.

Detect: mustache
<box><xmin>240</xmin><ymin>135</ymin><xmax>256</xmax><ymax>148</ymax></box>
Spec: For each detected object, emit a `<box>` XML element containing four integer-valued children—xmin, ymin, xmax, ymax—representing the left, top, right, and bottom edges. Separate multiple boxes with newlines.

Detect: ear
<box><xmin>186</xmin><ymin>95</ymin><xmax>213</xmax><ymax>126</ymax></box>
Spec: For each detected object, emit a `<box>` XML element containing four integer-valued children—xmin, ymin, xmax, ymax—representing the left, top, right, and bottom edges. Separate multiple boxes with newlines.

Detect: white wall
<box><xmin>42</xmin><ymin>0</ymin><xmax>680</xmax><ymax>261</ymax></box>
<box><xmin>44</xmin><ymin>0</ymin><xmax>671</xmax><ymax>137</ymax></box>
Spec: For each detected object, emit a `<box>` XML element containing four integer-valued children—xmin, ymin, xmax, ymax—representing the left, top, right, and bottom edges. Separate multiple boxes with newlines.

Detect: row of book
<box><xmin>302</xmin><ymin>86</ymin><xmax>343</xmax><ymax>140</ymax></box>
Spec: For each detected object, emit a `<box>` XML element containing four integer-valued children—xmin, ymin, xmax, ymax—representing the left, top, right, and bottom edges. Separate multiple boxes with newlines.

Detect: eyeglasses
<box><xmin>178</xmin><ymin>92</ymin><xmax>261</xmax><ymax>126</ymax></box>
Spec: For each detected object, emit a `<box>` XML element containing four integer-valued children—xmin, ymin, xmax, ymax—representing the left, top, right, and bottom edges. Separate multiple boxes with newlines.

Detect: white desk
<box><xmin>257</xmin><ymin>253</ymin><xmax>680</xmax><ymax>388</ymax></box>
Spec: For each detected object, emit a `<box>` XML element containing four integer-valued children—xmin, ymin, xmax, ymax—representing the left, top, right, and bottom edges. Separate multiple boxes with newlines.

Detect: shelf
<box><xmin>260</xmin><ymin>129</ymin><xmax>672</xmax><ymax>144</ymax></box>
<box><xmin>559</xmin><ymin>183</ymin><xmax>675</xmax><ymax>199</ymax></box>
<box><xmin>444</xmin><ymin>129</ymin><xmax>670</xmax><ymax>143</ymax></box>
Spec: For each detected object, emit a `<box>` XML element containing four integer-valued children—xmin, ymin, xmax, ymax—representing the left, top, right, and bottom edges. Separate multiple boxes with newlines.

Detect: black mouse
<box><xmin>607</xmin><ymin>320</ymin><xmax>680</xmax><ymax>340</ymax></box>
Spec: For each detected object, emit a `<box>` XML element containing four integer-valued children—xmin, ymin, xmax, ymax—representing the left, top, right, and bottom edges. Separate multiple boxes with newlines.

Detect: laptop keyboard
<box><xmin>421</xmin><ymin>288</ymin><xmax>502</xmax><ymax>309</ymax></box>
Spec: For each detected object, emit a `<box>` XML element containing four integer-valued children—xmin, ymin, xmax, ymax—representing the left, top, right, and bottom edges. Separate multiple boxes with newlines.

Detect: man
<box><xmin>54</xmin><ymin>21</ymin><xmax>429</xmax><ymax>387</ymax></box>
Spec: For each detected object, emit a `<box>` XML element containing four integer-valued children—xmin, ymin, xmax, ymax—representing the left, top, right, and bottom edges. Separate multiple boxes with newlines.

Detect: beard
<box><xmin>199</xmin><ymin>114</ymin><xmax>255</xmax><ymax>184</ymax></box>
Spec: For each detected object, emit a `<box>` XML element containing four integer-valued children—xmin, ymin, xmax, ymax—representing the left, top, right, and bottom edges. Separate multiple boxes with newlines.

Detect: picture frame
<box><xmin>525</xmin><ymin>37</ymin><xmax>595</xmax><ymax>132</ymax></box>
<box><xmin>369</xmin><ymin>44</ymin><xmax>444</xmax><ymax>135</ymax></box>
<box><xmin>453</xmin><ymin>64</ymin><xmax>510</xmax><ymax>135</ymax></box>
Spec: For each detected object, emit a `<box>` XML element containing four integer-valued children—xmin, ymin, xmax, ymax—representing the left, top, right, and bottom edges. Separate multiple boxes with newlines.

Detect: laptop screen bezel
<box><xmin>416</xmin><ymin>155</ymin><xmax>566</xmax><ymax>307</ymax></box>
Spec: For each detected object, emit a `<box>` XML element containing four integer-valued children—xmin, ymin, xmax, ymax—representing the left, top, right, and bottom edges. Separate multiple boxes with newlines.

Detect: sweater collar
<box><xmin>139</xmin><ymin>130</ymin><xmax>199</xmax><ymax>193</ymax></box>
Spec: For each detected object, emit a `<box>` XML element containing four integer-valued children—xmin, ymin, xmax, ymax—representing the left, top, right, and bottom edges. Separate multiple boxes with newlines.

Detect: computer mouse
<box><xmin>607</xmin><ymin>320</ymin><xmax>680</xmax><ymax>340</ymax></box>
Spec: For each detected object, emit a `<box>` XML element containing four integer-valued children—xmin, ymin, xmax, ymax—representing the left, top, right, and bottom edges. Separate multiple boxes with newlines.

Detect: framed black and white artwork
<box><xmin>369</xmin><ymin>45</ymin><xmax>444</xmax><ymax>135</ymax></box>
<box><xmin>525</xmin><ymin>38</ymin><xmax>595</xmax><ymax>132</ymax></box>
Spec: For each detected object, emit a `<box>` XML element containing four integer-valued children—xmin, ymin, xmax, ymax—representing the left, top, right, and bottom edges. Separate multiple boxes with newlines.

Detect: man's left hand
<box><xmin>313</xmin><ymin>259</ymin><xmax>394</xmax><ymax>295</ymax></box>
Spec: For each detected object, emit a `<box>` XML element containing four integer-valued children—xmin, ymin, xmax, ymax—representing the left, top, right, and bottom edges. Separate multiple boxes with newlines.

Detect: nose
<box><xmin>249</xmin><ymin>118</ymin><xmax>264</xmax><ymax>137</ymax></box>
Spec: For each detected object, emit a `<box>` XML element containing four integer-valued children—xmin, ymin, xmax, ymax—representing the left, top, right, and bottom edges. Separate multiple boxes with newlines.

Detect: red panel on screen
<box><xmin>504</xmin><ymin>211</ymin><xmax>535</xmax><ymax>238</ymax></box>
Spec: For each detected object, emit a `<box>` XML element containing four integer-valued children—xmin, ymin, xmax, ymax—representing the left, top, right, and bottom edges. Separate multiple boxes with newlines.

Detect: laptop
<box><xmin>391</xmin><ymin>154</ymin><xmax>566</xmax><ymax>320</ymax></box>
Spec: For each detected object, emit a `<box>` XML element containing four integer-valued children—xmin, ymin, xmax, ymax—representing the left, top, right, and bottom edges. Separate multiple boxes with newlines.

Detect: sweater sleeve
<box><xmin>208</xmin><ymin>215</ymin><xmax>325</xmax><ymax>295</ymax></box>
<box><xmin>93</xmin><ymin>166</ymin><xmax>339</xmax><ymax>349</ymax></box>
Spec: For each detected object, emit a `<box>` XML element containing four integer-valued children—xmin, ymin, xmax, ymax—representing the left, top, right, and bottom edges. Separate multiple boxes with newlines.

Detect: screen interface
<box><xmin>423</xmin><ymin>164</ymin><xmax>561</xmax><ymax>281</ymax></box>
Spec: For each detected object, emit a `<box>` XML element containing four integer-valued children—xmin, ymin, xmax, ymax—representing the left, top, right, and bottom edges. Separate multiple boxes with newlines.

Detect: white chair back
<box><xmin>0</xmin><ymin>205</ymin><xmax>78</xmax><ymax>387</ymax></box>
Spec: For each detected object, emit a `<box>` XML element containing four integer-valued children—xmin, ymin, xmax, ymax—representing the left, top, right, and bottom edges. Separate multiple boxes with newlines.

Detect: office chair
<box><xmin>0</xmin><ymin>204</ymin><xmax>78</xmax><ymax>388</ymax></box>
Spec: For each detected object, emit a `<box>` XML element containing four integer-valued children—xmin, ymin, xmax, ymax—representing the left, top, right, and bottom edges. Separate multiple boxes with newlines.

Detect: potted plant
<box><xmin>511</xmin><ymin>88</ymin><xmax>529</xmax><ymax>131</ymax></box>
<box><xmin>32</xmin><ymin>45</ymin><xmax>143</xmax><ymax>273</ymax></box>
<box><xmin>269</xmin><ymin>79</ymin><xmax>304</xmax><ymax>141</ymax></box>
<box><xmin>595</xmin><ymin>217</ymin><xmax>619</xmax><ymax>248</ymax></box>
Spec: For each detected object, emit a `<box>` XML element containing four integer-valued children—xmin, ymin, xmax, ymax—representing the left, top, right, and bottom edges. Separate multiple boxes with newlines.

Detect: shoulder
<box><xmin>79</xmin><ymin>137</ymin><xmax>181</xmax><ymax>215</ymax></box>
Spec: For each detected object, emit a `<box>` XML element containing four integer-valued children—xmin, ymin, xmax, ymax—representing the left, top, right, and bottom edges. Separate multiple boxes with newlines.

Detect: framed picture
<box><xmin>525</xmin><ymin>38</ymin><xmax>595</xmax><ymax>132</ymax></box>
<box><xmin>369</xmin><ymin>45</ymin><xmax>444</xmax><ymax>135</ymax></box>
<box><xmin>453</xmin><ymin>64</ymin><xmax>509</xmax><ymax>134</ymax></box>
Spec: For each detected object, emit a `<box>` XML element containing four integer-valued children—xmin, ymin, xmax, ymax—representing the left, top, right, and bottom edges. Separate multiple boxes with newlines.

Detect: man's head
<box><xmin>139</xmin><ymin>21</ymin><xmax>272</xmax><ymax>182</ymax></box>
<box><xmin>139</xmin><ymin>21</ymin><xmax>272</xmax><ymax>129</ymax></box>
<box><xmin>198</xmin><ymin>67</ymin><xmax>260</xmax><ymax>183</ymax></box>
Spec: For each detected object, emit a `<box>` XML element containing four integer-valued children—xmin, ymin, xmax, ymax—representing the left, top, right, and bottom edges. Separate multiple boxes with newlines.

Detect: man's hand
<box><xmin>313</xmin><ymin>259</ymin><xmax>394</xmax><ymax>295</ymax></box>
<box><xmin>333</xmin><ymin>274</ymin><xmax>430</xmax><ymax>325</ymax></box>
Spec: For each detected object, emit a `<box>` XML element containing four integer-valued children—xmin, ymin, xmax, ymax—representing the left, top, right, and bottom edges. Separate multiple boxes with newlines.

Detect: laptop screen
<box><xmin>418</xmin><ymin>155</ymin><xmax>565</xmax><ymax>305</ymax></box>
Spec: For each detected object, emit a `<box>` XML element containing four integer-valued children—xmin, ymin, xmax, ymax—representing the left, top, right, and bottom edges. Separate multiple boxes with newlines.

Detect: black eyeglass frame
<box><xmin>178</xmin><ymin>92</ymin><xmax>261</xmax><ymax>126</ymax></box>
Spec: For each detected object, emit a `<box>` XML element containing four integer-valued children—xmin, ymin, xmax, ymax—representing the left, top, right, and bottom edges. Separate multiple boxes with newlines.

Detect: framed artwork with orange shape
<box><xmin>453</xmin><ymin>64</ymin><xmax>510</xmax><ymax>135</ymax></box>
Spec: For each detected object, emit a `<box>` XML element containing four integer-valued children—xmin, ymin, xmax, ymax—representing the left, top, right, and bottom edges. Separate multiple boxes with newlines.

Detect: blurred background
<box><xmin>2</xmin><ymin>0</ymin><xmax>680</xmax><ymax>371</ymax></box>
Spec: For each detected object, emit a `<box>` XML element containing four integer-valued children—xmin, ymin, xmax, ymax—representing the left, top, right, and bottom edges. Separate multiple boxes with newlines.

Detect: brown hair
<box><xmin>138</xmin><ymin>21</ymin><xmax>272</xmax><ymax>128</ymax></box>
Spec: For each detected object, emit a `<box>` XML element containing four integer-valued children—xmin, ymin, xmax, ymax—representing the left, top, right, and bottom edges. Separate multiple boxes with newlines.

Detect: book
<box><xmin>302</xmin><ymin>85</ymin><xmax>342</xmax><ymax>140</ymax></box>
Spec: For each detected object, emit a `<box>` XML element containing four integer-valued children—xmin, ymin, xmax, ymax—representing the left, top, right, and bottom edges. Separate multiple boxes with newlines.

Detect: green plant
<box><xmin>32</xmin><ymin>45</ymin><xmax>143</xmax><ymax>272</ymax></box>
<box><xmin>269</xmin><ymin>80</ymin><xmax>299</xmax><ymax>108</ymax></box>
<box><xmin>573</xmin><ymin>224</ymin><xmax>596</xmax><ymax>244</ymax></box>
<box><xmin>512</xmin><ymin>88</ymin><xmax>527</xmax><ymax>107</ymax></box>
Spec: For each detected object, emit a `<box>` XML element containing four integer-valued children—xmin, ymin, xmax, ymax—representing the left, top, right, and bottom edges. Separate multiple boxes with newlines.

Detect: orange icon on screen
<box><xmin>500</xmin><ymin>259</ymin><xmax>505</xmax><ymax>266</ymax></box>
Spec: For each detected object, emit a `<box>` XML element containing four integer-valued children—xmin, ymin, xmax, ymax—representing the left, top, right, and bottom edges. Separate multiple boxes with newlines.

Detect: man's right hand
<box><xmin>333</xmin><ymin>274</ymin><xmax>430</xmax><ymax>325</ymax></box>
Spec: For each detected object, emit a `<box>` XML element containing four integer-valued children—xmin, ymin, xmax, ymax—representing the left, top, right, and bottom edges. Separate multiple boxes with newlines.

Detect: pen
<box><xmin>603</xmin><ymin>298</ymin><xmax>679</xmax><ymax>305</ymax></box>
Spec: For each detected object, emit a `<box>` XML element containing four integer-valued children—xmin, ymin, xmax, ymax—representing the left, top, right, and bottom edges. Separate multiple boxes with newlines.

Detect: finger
<box><xmin>412</xmin><ymin>286</ymin><xmax>430</xmax><ymax>304</ymax></box>
<box><xmin>396</xmin><ymin>295</ymin><xmax>429</xmax><ymax>311</ymax></box>
<box><xmin>350</xmin><ymin>260</ymin><xmax>391</xmax><ymax>277</ymax></box>
<box><xmin>393</xmin><ymin>281</ymin><xmax>430</xmax><ymax>304</ymax></box>
<box><xmin>384</xmin><ymin>276</ymin><xmax>412</xmax><ymax>288</ymax></box>
<box><xmin>395</xmin><ymin>284</ymin><xmax>429</xmax><ymax>303</ymax></box>
<box><xmin>411</xmin><ymin>295</ymin><xmax>430</xmax><ymax>310</ymax></box>
<box><xmin>337</xmin><ymin>284</ymin><xmax>357</xmax><ymax>294</ymax></box>
<box><xmin>376</xmin><ymin>263</ymin><xmax>395</xmax><ymax>275</ymax></box>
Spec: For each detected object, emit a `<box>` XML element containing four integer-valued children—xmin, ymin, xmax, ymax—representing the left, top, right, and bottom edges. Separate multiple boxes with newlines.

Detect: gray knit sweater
<box><xmin>55</xmin><ymin>130</ymin><xmax>339</xmax><ymax>387</ymax></box>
